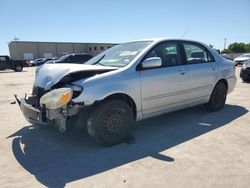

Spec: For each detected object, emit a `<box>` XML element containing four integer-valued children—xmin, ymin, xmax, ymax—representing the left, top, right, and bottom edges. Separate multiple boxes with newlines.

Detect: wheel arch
<box><xmin>216</xmin><ymin>79</ymin><xmax>228</xmax><ymax>91</ymax></box>
<box><xmin>96</xmin><ymin>93</ymin><xmax>137</xmax><ymax>120</ymax></box>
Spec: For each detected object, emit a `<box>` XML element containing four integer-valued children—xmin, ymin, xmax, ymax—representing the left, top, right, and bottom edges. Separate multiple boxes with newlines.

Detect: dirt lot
<box><xmin>0</xmin><ymin>67</ymin><xmax>249</xmax><ymax>188</ymax></box>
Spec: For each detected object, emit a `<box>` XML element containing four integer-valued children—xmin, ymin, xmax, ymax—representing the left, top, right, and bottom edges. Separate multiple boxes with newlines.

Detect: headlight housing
<box><xmin>40</xmin><ymin>88</ymin><xmax>73</xmax><ymax>109</ymax></box>
<box><xmin>65</xmin><ymin>84</ymin><xmax>83</xmax><ymax>98</ymax></box>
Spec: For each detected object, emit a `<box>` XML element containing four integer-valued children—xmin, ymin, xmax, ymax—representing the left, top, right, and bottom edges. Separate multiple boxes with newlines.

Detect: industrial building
<box><xmin>8</xmin><ymin>41</ymin><xmax>117</xmax><ymax>60</ymax></box>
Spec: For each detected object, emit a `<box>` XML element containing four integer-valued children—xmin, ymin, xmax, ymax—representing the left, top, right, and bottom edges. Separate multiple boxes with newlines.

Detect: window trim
<box><xmin>181</xmin><ymin>41</ymin><xmax>215</xmax><ymax>65</ymax></box>
<box><xmin>136</xmin><ymin>40</ymin><xmax>184</xmax><ymax>71</ymax></box>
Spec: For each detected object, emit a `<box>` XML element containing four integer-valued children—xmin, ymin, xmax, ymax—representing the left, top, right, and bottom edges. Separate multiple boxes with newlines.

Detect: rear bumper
<box><xmin>240</xmin><ymin>68</ymin><xmax>250</xmax><ymax>80</ymax></box>
<box><xmin>235</xmin><ymin>61</ymin><xmax>246</xmax><ymax>65</ymax></box>
<box><xmin>227</xmin><ymin>76</ymin><xmax>237</xmax><ymax>94</ymax></box>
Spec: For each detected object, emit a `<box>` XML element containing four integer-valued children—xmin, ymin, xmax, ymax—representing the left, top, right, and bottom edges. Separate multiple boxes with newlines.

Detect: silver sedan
<box><xmin>16</xmin><ymin>38</ymin><xmax>237</xmax><ymax>146</ymax></box>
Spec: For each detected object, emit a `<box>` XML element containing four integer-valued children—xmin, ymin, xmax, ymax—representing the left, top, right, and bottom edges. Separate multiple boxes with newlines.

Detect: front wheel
<box><xmin>87</xmin><ymin>100</ymin><xmax>133</xmax><ymax>146</ymax></box>
<box><xmin>14</xmin><ymin>65</ymin><xmax>23</xmax><ymax>72</ymax></box>
<box><xmin>206</xmin><ymin>82</ymin><xmax>227</xmax><ymax>111</ymax></box>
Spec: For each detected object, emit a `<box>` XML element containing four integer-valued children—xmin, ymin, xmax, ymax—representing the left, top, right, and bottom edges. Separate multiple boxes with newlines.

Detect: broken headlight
<box><xmin>40</xmin><ymin>88</ymin><xmax>73</xmax><ymax>109</ymax></box>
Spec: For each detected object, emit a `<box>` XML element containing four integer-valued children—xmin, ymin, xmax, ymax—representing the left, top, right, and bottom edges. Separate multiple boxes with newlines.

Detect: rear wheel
<box><xmin>87</xmin><ymin>100</ymin><xmax>133</xmax><ymax>146</ymax></box>
<box><xmin>206</xmin><ymin>82</ymin><xmax>227</xmax><ymax>111</ymax></box>
<box><xmin>14</xmin><ymin>65</ymin><xmax>23</xmax><ymax>72</ymax></box>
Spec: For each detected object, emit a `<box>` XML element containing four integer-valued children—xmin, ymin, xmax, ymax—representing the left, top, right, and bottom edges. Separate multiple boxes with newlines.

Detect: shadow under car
<box><xmin>8</xmin><ymin>104</ymin><xmax>248</xmax><ymax>187</ymax></box>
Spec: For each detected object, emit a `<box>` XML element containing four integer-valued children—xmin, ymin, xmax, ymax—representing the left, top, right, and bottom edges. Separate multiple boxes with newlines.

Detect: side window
<box><xmin>0</xmin><ymin>57</ymin><xmax>6</xmax><ymax>61</ymax></box>
<box><xmin>72</xmin><ymin>55</ymin><xmax>81</xmax><ymax>62</ymax></box>
<box><xmin>145</xmin><ymin>42</ymin><xmax>181</xmax><ymax>67</ymax></box>
<box><xmin>81</xmin><ymin>55</ymin><xmax>92</xmax><ymax>62</ymax></box>
<box><xmin>183</xmin><ymin>43</ymin><xmax>213</xmax><ymax>64</ymax></box>
<box><xmin>64</xmin><ymin>56</ymin><xmax>71</xmax><ymax>63</ymax></box>
<box><xmin>71</xmin><ymin>55</ymin><xmax>92</xmax><ymax>63</ymax></box>
<box><xmin>67</xmin><ymin>55</ymin><xmax>80</xmax><ymax>63</ymax></box>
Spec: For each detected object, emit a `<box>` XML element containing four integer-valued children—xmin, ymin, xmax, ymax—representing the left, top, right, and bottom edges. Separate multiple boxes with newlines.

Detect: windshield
<box><xmin>86</xmin><ymin>41</ymin><xmax>153</xmax><ymax>68</ymax></box>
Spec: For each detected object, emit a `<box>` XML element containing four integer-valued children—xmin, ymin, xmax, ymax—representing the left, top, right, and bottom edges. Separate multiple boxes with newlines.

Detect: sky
<box><xmin>0</xmin><ymin>0</ymin><xmax>250</xmax><ymax>55</ymax></box>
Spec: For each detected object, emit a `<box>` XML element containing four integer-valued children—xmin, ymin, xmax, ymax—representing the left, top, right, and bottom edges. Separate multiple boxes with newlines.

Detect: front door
<box><xmin>140</xmin><ymin>41</ymin><xmax>189</xmax><ymax>118</ymax></box>
<box><xmin>0</xmin><ymin>56</ymin><xmax>8</xmax><ymax>69</ymax></box>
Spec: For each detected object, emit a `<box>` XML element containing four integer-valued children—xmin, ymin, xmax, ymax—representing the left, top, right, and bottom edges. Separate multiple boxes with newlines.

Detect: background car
<box><xmin>240</xmin><ymin>60</ymin><xmax>250</xmax><ymax>82</ymax></box>
<box><xmin>0</xmin><ymin>55</ymin><xmax>29</xmax><ymax>72</ymax></box>
<box><xmin>234</xmin><ymin>53</ymin><xmax>250</xmax><ymax>66</ymax></box>
<box><xmin>46</xmin><ymin>53</ymin><xmax>93</xmax><ymax>64</ymax></box>
<box><xmin>29</xmin><ymin>58</ymin><xmax>54</xmax><ymax>66</ymax></box>
<box><xmin>221</xmin><ymin>54</ymin><xmax>233</xmax><ymax>60</ymax></box>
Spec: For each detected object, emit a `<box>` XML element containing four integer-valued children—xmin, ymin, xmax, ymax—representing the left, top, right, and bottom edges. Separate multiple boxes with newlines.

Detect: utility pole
<box><xmin>224</xmin><ymin>38</ymin><xmax>227</xmax><ymax>50</ymax></box>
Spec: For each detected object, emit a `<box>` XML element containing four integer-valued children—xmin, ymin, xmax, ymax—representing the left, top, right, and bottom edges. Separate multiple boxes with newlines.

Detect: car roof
<box><xmin>128</xmin><ymin>37</ymin><xmax>207</xmax><ymax>45</ymax></box>
<box><xmin>67</xmin><ymin>53</ymin><xmax>91</xmax><ymax>56</ymax></box>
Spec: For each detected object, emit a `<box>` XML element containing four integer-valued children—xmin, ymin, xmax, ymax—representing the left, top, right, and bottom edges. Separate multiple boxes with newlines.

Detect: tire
<box><xmin>206</xmin><ymin>82</ymin><xmax>227</xmax><ymax>111</ymax></box>
<box><xmin>14</xmin><ymin>65</ymin><xmax>23</xmax><ymax>72</ymax></box>
<box><xmin>87</xmin><ymin>100</ymin><xmax>133</xmax><ymax>146</ymax></box>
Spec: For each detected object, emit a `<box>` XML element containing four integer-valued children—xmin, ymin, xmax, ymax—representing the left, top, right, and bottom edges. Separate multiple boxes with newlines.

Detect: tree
<box><xmin>228</xmin><ymin>42</ymin><xmax>246</xmax><ymax>53</ymax></box>
<box><xmin>245</xmin><ymin>43</ymin><xmax>250</xmax><ymax>52</ymax></box>
<box><xmin>221</xmin><ymin>49</ymin><xmax>232</xmax><ymax>54</ymax></box>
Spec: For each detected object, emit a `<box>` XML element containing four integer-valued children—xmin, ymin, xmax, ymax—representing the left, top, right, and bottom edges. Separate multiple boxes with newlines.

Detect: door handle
<box><xmin>211</xmin><ymin>65</ymin><xmax>216</xmax><ymax>70</ymax></box>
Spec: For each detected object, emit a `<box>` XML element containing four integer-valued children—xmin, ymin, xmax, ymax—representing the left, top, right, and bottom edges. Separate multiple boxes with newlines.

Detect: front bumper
<box><xmin>15</xmin><ymin>95</ymin><xmax>84</xmax><ymax>131</ymax></box>
<box><xmin>15</xmin><ymin>96</ymin><xmax>49</xmax><ymax>126</ymax></box>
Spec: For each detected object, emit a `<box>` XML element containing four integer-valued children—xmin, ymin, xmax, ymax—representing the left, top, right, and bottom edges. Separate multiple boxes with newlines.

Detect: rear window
<box><xmin>183</xmin><ymin>43</ymin><xmax>214</xmax><ymax>64</ymax></box>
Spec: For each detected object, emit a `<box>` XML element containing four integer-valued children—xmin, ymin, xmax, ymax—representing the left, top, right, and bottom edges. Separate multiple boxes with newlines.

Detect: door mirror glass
<box><xmin>142</xmin><ymin>57</ymin><xmax>162</xmax><ymax>69</ymax></box>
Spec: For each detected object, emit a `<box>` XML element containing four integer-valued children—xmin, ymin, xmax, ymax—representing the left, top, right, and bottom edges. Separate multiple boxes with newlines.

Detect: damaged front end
<box><xmin>15</xmin><ymin>63</ymin><xmax>116</xmax><ymax>132</ymax></box>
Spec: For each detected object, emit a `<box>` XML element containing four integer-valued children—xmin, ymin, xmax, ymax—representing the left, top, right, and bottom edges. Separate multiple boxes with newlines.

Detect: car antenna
<box><xmin>181</xmin><ymin>27</ymin><xmax>189</xmax><ymax>39</ymax></box>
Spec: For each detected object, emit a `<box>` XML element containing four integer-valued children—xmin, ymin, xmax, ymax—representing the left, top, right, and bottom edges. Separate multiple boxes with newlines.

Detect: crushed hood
<box><xmin>34</xmin><ymin>63</ymin><xmax>116</xmax><ymax>90</ymax></box>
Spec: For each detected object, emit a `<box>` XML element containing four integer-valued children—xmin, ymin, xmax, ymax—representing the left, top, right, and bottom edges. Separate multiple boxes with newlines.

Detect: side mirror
<box><xmin>142</xmin><ymin>57</ymin><xmax>162</xmax><ymax>69</ymax></box>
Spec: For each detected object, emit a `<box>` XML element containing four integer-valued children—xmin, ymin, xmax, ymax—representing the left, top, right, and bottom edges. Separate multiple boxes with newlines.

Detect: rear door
<box><xmin>181</xmin><ymin>42</ymin><xmax>219</xmax><ymax>103</ymax></box>
<box><xmin>140</xmin><ymin>41</ymin><xmax>189</xmax><ymax>117</ymax></box>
